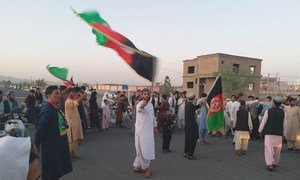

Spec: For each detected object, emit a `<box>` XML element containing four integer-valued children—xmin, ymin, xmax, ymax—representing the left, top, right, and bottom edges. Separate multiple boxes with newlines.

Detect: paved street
<box><xmin>62</xmin><ymin>128</ymin><xmax>299</xmax><ymax>180</ymax></box>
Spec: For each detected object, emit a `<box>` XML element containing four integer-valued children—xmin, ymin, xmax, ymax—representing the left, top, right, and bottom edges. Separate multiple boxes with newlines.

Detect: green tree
<box><xmin>1</xmin><ymin>80</ymin><xmax>12</xmax><ymax>87</ymax></box>
<box><xmin>216</xmin><ymin>66</ymin><xmax>256</xmax><ymax>98</ymax></box>
<box><xmin>160</xmin><ymin>76</ymin><xmax>173</xmax><ymax>96</ymax></box>
<box><xmin>35</xmin><ymin>79</ymin><xmax>47</xmax><ymax>87</ymax></box>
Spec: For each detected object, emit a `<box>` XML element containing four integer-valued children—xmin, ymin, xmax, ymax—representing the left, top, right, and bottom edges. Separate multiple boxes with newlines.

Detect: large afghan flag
<box><xmin>75</xmin><ymin>10</ymin><xmax>156</xmax><ymax>82</ymax></box>
<box><xmin>207</xmin><ymin>75</ymin><xmax>225</xmax><ymax>131</ymax></box>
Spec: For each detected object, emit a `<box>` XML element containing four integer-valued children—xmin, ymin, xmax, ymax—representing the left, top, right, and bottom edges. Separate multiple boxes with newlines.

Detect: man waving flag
<box><xmin>74</xmin><ymin>10</ymin><xmax>157</xmax><ymax>82</ymax></box>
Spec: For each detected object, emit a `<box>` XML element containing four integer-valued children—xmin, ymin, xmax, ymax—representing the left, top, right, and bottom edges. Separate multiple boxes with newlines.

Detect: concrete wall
<box><xmin>183</xmin><ymin>53</ymin><xmax>262</xmax><ymax>98</ymax></box>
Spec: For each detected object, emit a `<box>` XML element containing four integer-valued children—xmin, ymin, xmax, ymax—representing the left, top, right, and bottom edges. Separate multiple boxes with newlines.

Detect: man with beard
<box><xmin>3</xmin><ymin>91</ymin><xmax>19</xmax><ymax>115</ymax></box>
<box><xmin>284</xmin><ymin>97</ymin><xmax>300</xmax><ymax>151</ymax></box>
<box><xmin>133</xmin><ymin>88</ymin><xmax>159</xmax><ymax>178</ymax></box>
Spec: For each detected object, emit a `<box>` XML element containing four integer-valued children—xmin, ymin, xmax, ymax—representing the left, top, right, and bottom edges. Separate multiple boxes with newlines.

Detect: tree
<box><xmin>1</xmin><ymin>80</ymin><xmax>12</xmax><ymax>87</ymax></box>
<box><xmin>216</xmin><ymin>66</ymin><xmax>256</xmax><ymax>98</ymax></box>
<box><xmin>35</xmin><ymin>79</ymin><xmax>47</xmax><ymax>87</ymax></box>
<box><xmin>160</xmin><ymin>76</ymin><xmax>173</xmax><ymax>96</ymax></box>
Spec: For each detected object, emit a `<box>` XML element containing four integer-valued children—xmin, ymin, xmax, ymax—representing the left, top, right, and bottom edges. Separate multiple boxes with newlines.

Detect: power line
<box><xmin>157</xmin><ymin>66</ymin><xmax>182</xmax><ymax>74</ymax></box>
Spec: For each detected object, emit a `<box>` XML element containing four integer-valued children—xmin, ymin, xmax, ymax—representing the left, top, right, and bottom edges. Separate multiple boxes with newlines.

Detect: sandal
<box><xmin>144</xmin><ymin>167</ymin><xmax>151</xmax><ymax>178</ymax></box>
<box><xmin>133</xmin><ymin>167</ymin><xmax>145</xmax><ymax>173</ymax></box>
<box><xmin>266</xmin><ymin>165</ymin><xmax>273</xmax><ymax>171</ymax></box>
<box><xmin>188</xmin><ymin>156</ymin><xmax>197</xmax><ymax>160</ymax></box>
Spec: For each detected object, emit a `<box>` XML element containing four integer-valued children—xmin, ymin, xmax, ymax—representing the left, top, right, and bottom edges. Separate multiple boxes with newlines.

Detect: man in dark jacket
<box><xmin>34</xmin><ymin>85</ymin><xmax>72</xmax><ymax>180</ymax></box>
<box><xmin>3</xmin><ymin>91</ymin><xmax>18</xmax><ymax>114</ymax></box>
<box><xmin>35</xmin><ymin>88</ymin><xmax>44</xmax><ymax>105</ymax></box>
<box><xmin>184</xmin><ymin>92</ymin><xmax>201</xmax><ymax>160</ymax></box>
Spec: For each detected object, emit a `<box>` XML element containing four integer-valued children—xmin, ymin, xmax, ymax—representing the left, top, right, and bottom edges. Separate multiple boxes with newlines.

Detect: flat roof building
<box><xmin>183</xmin><ymin>53</ymin><xmax>262</xmax><ymax>98</ymax></box>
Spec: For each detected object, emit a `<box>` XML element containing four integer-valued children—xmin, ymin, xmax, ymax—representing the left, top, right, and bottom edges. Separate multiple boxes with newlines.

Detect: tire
<box><xmin>122</xmin><ymin>115</ymin><xmax>133</xmax><ymax>129</ymax></box>
<box><xmin>109</xmin><ymin>119</ymin><xmax>116</xmax><ymax>128</ymax></box>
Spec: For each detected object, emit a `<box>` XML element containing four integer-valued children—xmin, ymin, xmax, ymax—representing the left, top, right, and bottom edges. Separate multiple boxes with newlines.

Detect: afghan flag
<box><xmin>64</xmin><ymin>76</ymin><xmax>74</xmax><ymax>87</ymax></box>
<box><xmin>46</xmin><ymin>65</ymin><xmax>75</xmax><ymax>86</ymax></box>
<box><xmin>207</xmin><ymin>75</ymin><xmax>225</xmax><ymax>131</ymax></box>
<box><xmin>75</xmin><ymin>10</ymin><xmax>157</xmax><ymax>82</ymax></box>
<box><xmin>46</xmin><ymin>65</ymin><xmax>68</xmax><ymax>81</ymax></box>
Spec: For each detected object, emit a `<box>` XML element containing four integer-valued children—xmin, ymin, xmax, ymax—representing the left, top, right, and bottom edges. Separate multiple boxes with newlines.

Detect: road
<box><xmin>62</xmin><ymin>128</ymin><xmax>299</xmax><ymax>180</ymax></box>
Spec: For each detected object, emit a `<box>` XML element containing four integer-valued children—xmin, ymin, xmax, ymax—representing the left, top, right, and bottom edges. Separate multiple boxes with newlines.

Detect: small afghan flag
<box><xmin>57</xmin><ymin>110</ymin><xmax>68</xmax><ymax>136</ymax></box>
<box><xmin>46</xmin><ymin>65</ymin><xmax>75</xmax><ymax>86</ymax></box>
<box><xmin>207</xmin><ymin>75</ymin><xmax>225</xmax><ymax>131</ymax></box>
<box><xmin>75</xmin><ymin>10</ymin><xmax>157</xmax><ymax>82</ymax></box>
<box><xmin>46</xmin><ymin>64</ymin><xmax>68</xmax><ymax>81</ymax></box>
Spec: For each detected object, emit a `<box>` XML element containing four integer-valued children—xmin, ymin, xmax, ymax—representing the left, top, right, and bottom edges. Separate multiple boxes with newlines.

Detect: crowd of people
<box><xmin>1</xmin><ymin>86</ymin><xmax>300</xmax><ymax>179</ymax></box>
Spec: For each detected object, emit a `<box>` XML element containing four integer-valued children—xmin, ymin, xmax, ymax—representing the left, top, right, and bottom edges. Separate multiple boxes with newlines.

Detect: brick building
<box><xmin>183</xmin><ymin>53</ymin><xmax>262</xmax><ymax>98</ymax></box>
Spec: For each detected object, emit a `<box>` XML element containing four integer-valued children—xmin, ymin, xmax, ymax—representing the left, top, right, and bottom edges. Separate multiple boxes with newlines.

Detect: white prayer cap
<box><xmin>273</xmin><ymin>96</ymin><xmax>283</xmax><ymax>103</ymax></box>
<box><xmin>187</xmin><ymin>92</ymin><xmax>195</xmax><ymax>100</ymax></box>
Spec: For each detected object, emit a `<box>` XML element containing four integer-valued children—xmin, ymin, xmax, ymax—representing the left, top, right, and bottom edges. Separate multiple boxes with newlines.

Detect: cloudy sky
<box><xmin>0</xmin><ymin>0</ymin><xmax>299</xmax><ymax>85</ymax></box>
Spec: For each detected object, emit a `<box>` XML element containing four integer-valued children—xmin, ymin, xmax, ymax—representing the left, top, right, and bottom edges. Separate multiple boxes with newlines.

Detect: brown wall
<box><xmin>183</xmin><ymin>53</ymin><xmax>262</xmax><ymax>98</ymax></box>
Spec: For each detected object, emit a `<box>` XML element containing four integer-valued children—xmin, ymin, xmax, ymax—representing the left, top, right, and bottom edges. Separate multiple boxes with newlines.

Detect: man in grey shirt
<box><xmin>258</xmin><ymin>96</ymin><xmax>273</xmax><ymax>123</ymax></box>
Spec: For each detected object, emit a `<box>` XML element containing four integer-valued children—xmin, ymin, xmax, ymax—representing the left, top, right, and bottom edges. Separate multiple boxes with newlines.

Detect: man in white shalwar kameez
<box><xmin>259</xmin><ymin>97</ymin><xmax>287</xmax><ymax>171</ymax></box>
<box><xmin>177</xmin><ymin>91</ymin><xmax>186</xmax><ymax>129</ymax></box>
<box><xmin>284</xmin><ymin>98</ymin><xmax>300</xmax><ymax>151</ymax></box>
<box><xmin>133</xmin><ymin>89</ymin><xmax>159</xmax><ymax>178</ymax></box>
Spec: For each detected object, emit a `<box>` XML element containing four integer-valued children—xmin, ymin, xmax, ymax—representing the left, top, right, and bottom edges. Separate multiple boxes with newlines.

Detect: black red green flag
<box><xmin>207</xmin><ymin>75</ymin><xmax>225</xmax><ymax>131</ymax></box>
<box><xmin>64</xmin><ymin>76</ymin><xmax>74</xmax><ymax>87</ymax></box>
<box><xmin>74</xmin><ymin>10</ymin><xmax>157</xmax><ymax>82</ymax></box>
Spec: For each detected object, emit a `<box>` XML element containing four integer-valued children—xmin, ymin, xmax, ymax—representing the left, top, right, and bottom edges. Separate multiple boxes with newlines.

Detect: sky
<box><xmin>0</xmin><ymin>0</ymin><xmax>300</xmax><ymax>86</ymax></box>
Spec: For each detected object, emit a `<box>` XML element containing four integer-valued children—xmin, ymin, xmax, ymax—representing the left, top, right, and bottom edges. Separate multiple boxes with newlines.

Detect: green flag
<box><xmin>46</xmin><ymin>64</ymin><xmax>69</xmax><ymax>81</ymax></box>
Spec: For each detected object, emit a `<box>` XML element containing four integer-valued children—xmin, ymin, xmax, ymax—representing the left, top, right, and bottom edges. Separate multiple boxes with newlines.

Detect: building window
<box><xmin>221</xmin><ymin>60</ymin><xmax>224</xmax><ymax>64</ymax></box>
<box><xmin>233</xmin><ymin>64</ymin><xmax>239</xmax><ymax>72</ymax></box>
<box><xmin>249</xmin><ymin>83</ymin><xmax>254</xmax><ymax>91</ymax></box>
<box><xmin>187</xmin><ymin>82</ymin><xmax>194</xmax><ymax>88</ymax></box>
<box><xmin>188</xmin><ymin>66</ymin><xmax>195</xmax><ymax>74</ymax></box>
<box><xmin>200</xmin><ymin>78</ymin><xmax>206</xmax><ymax>85</ymax></box>
<box><xmin>250</xmin><ymin>66</ymin><xmax>255</xmax><ymax>74</ymax></box>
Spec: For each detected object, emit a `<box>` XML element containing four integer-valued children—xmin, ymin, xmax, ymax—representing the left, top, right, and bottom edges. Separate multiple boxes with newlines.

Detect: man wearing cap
<box><xmin>184</xmin><ymin>92</ymin><xmax>201</xmax><ymax>160</ymax></box>
<box><xmin>284</xmin><ymin>97</ymin><xmax>300</xmax><ymax>151</ymax></box>
<box><xmin>258</xmin><ymin>97</ymin><xmax>287</xmax><ymax>171</ymax></box>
